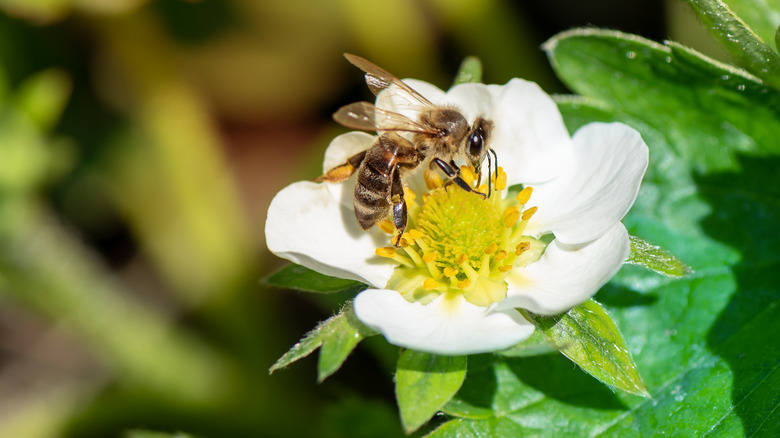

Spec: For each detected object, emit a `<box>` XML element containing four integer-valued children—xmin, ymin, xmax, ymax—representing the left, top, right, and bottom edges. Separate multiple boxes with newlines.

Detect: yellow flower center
<box><xmin>375</xmin><ymin>167</ymin><xmax>546</xmax><ymax>307</ymax></box>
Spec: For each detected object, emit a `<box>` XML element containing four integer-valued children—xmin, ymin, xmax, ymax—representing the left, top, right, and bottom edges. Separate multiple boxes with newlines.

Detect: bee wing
<box><xmin>344</xmin><ymin>53</ymin><xmax>434</xmax><ymax>108</ymax></box>
<box><xmin>333</xmin><ymin>102</ymin><xmax>439</xmax><ymax>135</ymax></box>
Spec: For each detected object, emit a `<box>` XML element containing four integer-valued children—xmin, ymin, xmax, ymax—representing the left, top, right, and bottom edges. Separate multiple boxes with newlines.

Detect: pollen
<box><xmin>377</xmin><ymin>173</ymin><xmax>546</xmax><ymax>309</ymax></box>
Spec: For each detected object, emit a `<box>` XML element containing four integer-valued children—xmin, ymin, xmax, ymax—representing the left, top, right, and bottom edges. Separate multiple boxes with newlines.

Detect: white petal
<box><xmin>480</xmin><ymin>79</ymin><xmax>574</xmax><ymax>184</ymax></box>
<box><xmin>353</xmin><ymin>289</ymin><xmax>535</xmax><ymax>355</ymax></box>
<box><xmin>523</xmin><ymin>122</ymin><xmax>649</xmax><ymax>245</ymax></box>
<box><xmin>266</xmin><ymin>181</ymin><xmax>393</xmax><ymax>288</ymax></box>
<box><xmin>322</xmin><ymin>132</ymin><xmax>376</xmax><ymax>209</ymax></box>
<box><xmin>501</xmin><ymin>223</ymin><xmax>629</xmax><ymax>315</ymax></box>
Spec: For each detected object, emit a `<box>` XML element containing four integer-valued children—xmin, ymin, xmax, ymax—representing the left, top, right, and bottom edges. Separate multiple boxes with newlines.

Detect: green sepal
<box><xmin>269</xmin><ymin>304</ymin><xmax>376</xmax><ymax>381</ymax></box>
<box><xmin>452</xmin><ymin>56</ymin><xmax>483</xmax><ymax>86</ymax></box>
<box><xmin>521</xmin><ymin>299</ymin><xmax>649</xmax><ymax>397</ymax></box>
<box><xmin>685</xmin><ymin>0</ymin><xmax>780</xmax><ymax>88</ymax></box>
<box><xmin>264</xmin><ymin>263</ymin><xmax>367</xmax><ymax>294</ymax></box>
<box><xmin>395</xmin><ymin>350</ymin><xmax>467</xmax><ymax>433</ymax></box>
<box><xmin>627</xmin><ymin>234</ymin><xmax>692</xmax><ymax>277</ymax></box>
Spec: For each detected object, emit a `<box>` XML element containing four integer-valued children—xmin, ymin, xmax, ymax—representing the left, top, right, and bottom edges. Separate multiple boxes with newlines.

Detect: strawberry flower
<box><xmin>266</xmin><ymin>78</ymin><xmax>648</xmax><ymax>355</ymax></box>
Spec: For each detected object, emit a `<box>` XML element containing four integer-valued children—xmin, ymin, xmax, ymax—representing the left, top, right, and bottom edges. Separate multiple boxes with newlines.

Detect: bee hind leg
<box><xmin>390</xmin><ymin>168</ymin><xmax>407</xmax><ymax>247</ymax></box>
<box><xmin>313</xmin><ymin>150</ymin><xmax>367</xmax><ymax>183</ymax></box>
<box><xmin>432</xmin><ymin>158</ymin><xmax>487</xmax><ymax>199</ymax></box>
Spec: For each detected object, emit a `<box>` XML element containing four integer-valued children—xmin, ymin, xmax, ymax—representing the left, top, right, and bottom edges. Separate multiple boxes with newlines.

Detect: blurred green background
<box><xmin>0</xmin><ymin>1</ymin><xmax>725</xmax><ymax>437</ymax></box>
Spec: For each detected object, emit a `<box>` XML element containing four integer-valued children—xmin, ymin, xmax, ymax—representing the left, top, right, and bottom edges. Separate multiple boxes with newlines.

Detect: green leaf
<box><xmin>265</xmin><ymin>263</ymin><xmax>366</xmax><ymax>294</ymax></box>
<box><xmin>317</xmin><ymin>306</ymin><xmax>373</xmax><ymax>382</ymax></box>
<box><xmin>628</xmin><ymin>234</ymin><xmax>692</xmax><ymax>277</ymax></box>
<box><xmin>494</xmin><ymin>328</ymin><xmax>560</xmax><ymax>357</ymax></box>
<box><xmin>502</xmin><ymin>27</ymin><xmax>780</xmax><ymax>436</ymax></box>
<box><xmin>269</xmin><ymin>304</ymin><xmax>375</xmax><ymax>378</ymax></box>
<box><xmin>714</xmin><ymin>0</ymin><xmax>780</xmax><ymax>49</ymax></box>
<box><xmin>522</xmin><ymin>300</ymin><xmax>649</xmax><ymax>397</ymax></box>
<box><xmin>685</xmin><ymin>0</ymin><xmax>780</xmax><ymax>88</ymax></box>
<box><xmin>452</xmin><ymin>56</ymin><xmax>482</xmax><ymax>85</ymax></box>
<box><xmin>395</xmin><ymin>351</ymin><xmax>466</xmax><ymax>433</ymax></box>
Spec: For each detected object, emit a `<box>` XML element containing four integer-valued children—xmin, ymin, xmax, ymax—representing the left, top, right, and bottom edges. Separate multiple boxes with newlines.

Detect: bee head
<box><xmin>465</xmin><ymin>118</ymin><xmax>493</xmax><ymax>170</ymax></box>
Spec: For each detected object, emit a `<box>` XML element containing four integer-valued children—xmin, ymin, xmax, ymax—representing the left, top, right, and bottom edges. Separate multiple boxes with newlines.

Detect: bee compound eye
<box><xmin>468</xmin><ymin>129</ymin><xmax>484</xmax><ymax>157</ymax></box>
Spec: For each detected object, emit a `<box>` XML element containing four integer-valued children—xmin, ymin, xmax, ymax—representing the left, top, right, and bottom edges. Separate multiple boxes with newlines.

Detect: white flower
<box><xmin>266</xmin><ymin>78</ymin><xmax>648</xmax><ymax>355</ymax></box>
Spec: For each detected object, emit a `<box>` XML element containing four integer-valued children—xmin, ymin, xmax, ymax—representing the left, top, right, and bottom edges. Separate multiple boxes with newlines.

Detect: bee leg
<box><xmin>390</xmin><ymin>168</ymin><xmax>407</xmax><ymax>247</ymax></box>
<box><xmin>433</xmin><ymin>158</ymin><xmax>487</xmax><ymax>199</ymax></box>
<box><xmin>313</xmin><ymin>150</ymin><xmax>368</xmax><ymax>183</ymax></box>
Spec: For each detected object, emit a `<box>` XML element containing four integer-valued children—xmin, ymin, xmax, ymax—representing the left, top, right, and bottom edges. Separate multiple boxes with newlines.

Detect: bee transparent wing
<box><xmin>344</xmin><ymin>53</ymin><xmax>434</xmax><ymax>108</ymax></box>
<box><xmin>333</xmin><ymin>102</ymin><xmax>439</xmax><ymax>135</ymax></box>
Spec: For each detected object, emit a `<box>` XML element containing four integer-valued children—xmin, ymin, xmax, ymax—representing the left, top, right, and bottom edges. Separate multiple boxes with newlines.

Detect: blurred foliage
<box><xmin>0</xmin><ymin>0</ymin><xmax>732</xmax><ymax>437</ymax></box>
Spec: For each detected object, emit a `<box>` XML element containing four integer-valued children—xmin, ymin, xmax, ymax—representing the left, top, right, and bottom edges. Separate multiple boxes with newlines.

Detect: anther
<box><xmin>495</xmin><ymin>167</ymin><xmax>507</xmax><ymax>190</ymax></box>
<box><xmin>521</xmin><ymin>206</ymin><xmax>538</xmax><ymax>221</ymax></box>
<box><xmin>456</xmin><ymin>253</ymin><xmax>469</xmax><ymax>265</ymax></box>
<box><xmin>503</xmin><ymin>208</ymin><xmax>520</xmax><ymax>228</ymax></box>
<box><xmin>422</xmin><ymin>252</ymin><xmax>437</xmax><ymax>263</ymax></box>
<box><xmin>498</xmin><ymin>265</ymin><xmax>513</xmax><ymax>273</ymax></box>
<box><xmin>376</xmin><ymin>247</ymin><xmax>397</xmax><ymax>258</ymax></box>
<box><xmin>457</xmin><ymin>278</ymin><xmax>471</xmax><ymax>289</ymax></box>
<box><xmin>515</xmin><ymin>241</ymin><xmax>530</xmax><ymax>255</ymax></box>
<box><xmin>484</xmin><ymin>243</ymin><xmax>498</xmax><ymax>254</ymax></box>
<box><xmin>407</xmin><ymin>229</ymin><xmax>423</xmax><ymax>240</ymax></box>
<box><xmin>460</xmin><ymin>165</ymin><xmax>477</xmax><ymax>186</ymax></box>
<box><xmin>516</xmin><ymin>187</ymin><xmax>533</xmax><ymax>205</ymax></box>
<box><xmin>494</xmin><ymin>250</ymin><xmax>508</xmax><ymax>261</ymax></box>
<box><xmin>378</xmin><ymin>220</ymin><xmax>395</xmax><ymax>234</ymax></box>
<box><xmin>423</xmin><ymin>278</ymin><xmax>439</xmax><ymax>290</ymax></box>
<box><xmin>443</xmin><ymin>267</ymin><xmax>459</xmax><ymax>278</ymax></box>
<box><xmin>424</xmin><ymin>169</ymin><xmax>444</xmax><ymax>190</ymax></box>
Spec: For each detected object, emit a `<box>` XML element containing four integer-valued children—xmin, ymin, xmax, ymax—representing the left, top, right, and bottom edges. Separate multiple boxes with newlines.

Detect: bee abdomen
<box><xmin>353</xmin><ymin>155</ymin><xmax>392</xmax><ymax>230</ymax></box>
<box><xmin>355</xmin><ymin>147</ymin><xmax>396</xmax><ymax>230</ymax></box>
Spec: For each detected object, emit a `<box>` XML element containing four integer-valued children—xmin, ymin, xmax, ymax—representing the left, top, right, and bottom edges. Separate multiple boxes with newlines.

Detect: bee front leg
<box><xmin>390</xmin><ymin>168</ymin><xmax>407</xmax><ymax>247</ymax></box>
<box><xmin>432</xmin><ymin>158</ymin><xmax>487</xmax><ymax>199</ymax></box>
<box><xmin>313</xmin><ymin>150</ymin><xmax>368</xmax><ymax>183</ymax></box>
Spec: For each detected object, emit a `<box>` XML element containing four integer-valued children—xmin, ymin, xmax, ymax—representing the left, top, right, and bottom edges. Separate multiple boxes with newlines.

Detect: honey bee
<box><xmin>315</xmin><ymin>54</ymin><xmax>496</xmax><ymax>244</ymax></box>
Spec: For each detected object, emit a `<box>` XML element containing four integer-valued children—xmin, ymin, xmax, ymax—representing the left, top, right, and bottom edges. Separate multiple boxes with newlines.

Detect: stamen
<box><xmin>423</xmin><ymin>278</ymin><xmax>439</xmax><ymax>290</ymax></box>
<box><xmin>378</xmin><ymin>219</ymin><xmax>395</xmax><ymax>234</ymax></box>
<box><xmin>522</xmin><ymin>206</ymin><xmax>538</xmax><ymax>221</ymax></box>
<box><xmin>424</xmin><ymin>169</ymin><xmax>443</xmax><ymax>190</ymax></box>
<box><xmin>516</xmin><ymin>187</ymin><xmax>533</xmax><ymax>205</ymax></box>
<box><xmin>375</xmin><ymin>247</ymin><xmax>414</xmax><ymax>267</ymax></box>
<box><xmin>443</xmin><ymin>267</ymin><xmax>458</xmax><ymax>278</ymax></box>
<box><xmin>422</xmin><ymin>252</ymin><xmax>437</xmax><ymax>263</ymax></box>
<box><xmin>376</xmin><ymin>247</ymin><xmax>396</xmax><ymax>258</ymax></box>
<box><xmin>495</xmin><ymin>167</ymin><xmax>507</xmax><ymax>190</ymax></box>
<box><xmin>483</xmin><ymin>243</ymin><xmax>498</xmax><ymax>254</ymax></box>
<box><xmin>503</xmin><ymin>206</ymin><xmax>520</xmax><ymax>228</ymax></box>
<box><xmin>457</xmin><ymin>278</ymin><xmax>471</xmax><ymax>289</ymax></box>
<box><xmin>494</xmin><ymin>250</ymin><xmax>508</xmax><ymax>261</ymax></box>
<box><xmin>460</xmin><ymin>165</ymin><xmax>477</xmax><ymax>186</ymax></box>
<box><xmin>516</xmin><ymin>242</ymin><xmax>530</xmax><ymax>255</ymax></box>
<box><xmin>498</xmin><ymin>264</ymin><xmax>513</xmax><ymax>273</ymax></box>
<box><xmin>407</xmin><ymin>229</ymin><xmax>423</xmax><ymax>240</ymax></box>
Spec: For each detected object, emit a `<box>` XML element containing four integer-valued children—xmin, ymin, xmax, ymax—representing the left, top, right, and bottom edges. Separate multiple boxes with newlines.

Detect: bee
<box><xmin>315</xmin><ymin>54</ymin><xmax>496</xmax><ymax>244</ymax></box>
